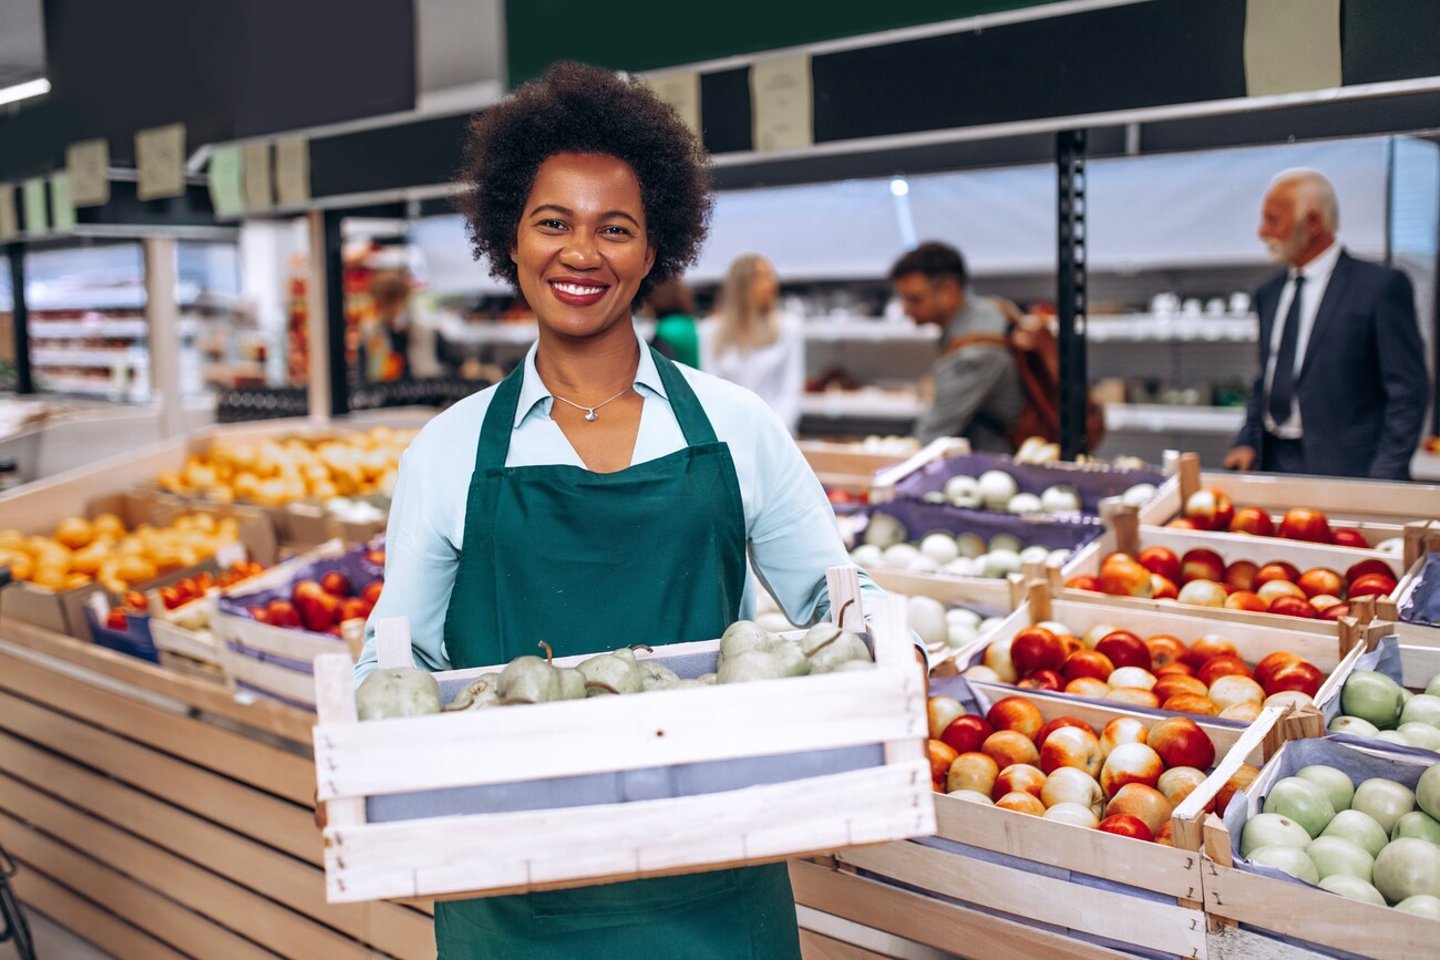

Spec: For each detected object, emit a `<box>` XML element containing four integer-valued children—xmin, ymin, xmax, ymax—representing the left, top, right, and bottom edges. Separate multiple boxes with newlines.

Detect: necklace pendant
<box><xmin>584</xmin><ymin>409</ymin><xmax>598</xmax><ymax>422</ymax></box>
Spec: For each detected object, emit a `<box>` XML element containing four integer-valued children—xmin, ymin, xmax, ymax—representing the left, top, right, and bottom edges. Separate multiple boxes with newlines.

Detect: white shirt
<box><xmin>697</xmin><ymin>312</ymin><xmax>806</xmax><ymax>435</ymax></box>
<box><xmin>355</xmin><ymin>328</ymin><xmax>878</xmax><ymax>679</ymax></box>
<box><xmin>1264</xmin><ymin>242</ymin><xmax>1341</xmax><ymax>438</ymax></box>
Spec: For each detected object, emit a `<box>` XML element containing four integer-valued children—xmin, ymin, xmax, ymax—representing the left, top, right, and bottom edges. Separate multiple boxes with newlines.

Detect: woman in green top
<box><xmin>646</xmin><ymin>277</ymin><xmax>701</xmax><ymax>367</ymax></box>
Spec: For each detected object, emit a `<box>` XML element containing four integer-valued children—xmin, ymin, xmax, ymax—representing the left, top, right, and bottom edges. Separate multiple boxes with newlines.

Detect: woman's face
<box><xmin>512</xmin><ymin>152</ymin><xmax>655</xmax><ymax>341</ymax></box>
<box><xmin>750</xmin><ymin>258</ymin><xmax>778</xmax><ymax>311</ymax></box>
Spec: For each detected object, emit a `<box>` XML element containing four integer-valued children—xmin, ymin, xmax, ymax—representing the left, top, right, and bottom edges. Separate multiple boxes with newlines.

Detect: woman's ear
<box><xmin>644</xmin><ymin>244</ymin><xmax>657</xmax><ymax>275</ymax></box>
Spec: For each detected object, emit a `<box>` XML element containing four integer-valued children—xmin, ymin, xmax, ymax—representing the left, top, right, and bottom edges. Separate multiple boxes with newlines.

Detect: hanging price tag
<box><xmin>67</xmin><ymin>138</ymin><xmax>111</xmax><ymax>207</ymax></box>
<box><xmin>275</xmin><ymin>137</ymin><xmax>310</xmax><ymax>206</ymax></box>
<box><xmin>21</xmin><ymin>178</ymin><xmax>47</xmax><ymax>235</ymax></box>
<box><xmin>207</xmin><ymin>145</ymin><xmax>245</xmax><ymax>218</ymax></box>
<box><xmin>750</xmin><ymin>54</ymin><xmax>813</xmax><ymax>152</ymax></box>
<box><xmin>0</xmin><ymin>186</ymin><xmax>16</xmax><ymax>241</ymax></box>
<box><xmin>51</xmin><ymin>172</ymin><xmax>77</xmax><ymax>232</ymax></box>
<box><xmin>242</xmin><ymin>142</ymin><xmax>273</xmax><ymax>210</ymax></box>
<box><xmin>649</xmin><ymin>71</ymin><xmax>702</xmax><ymax>139</ymax></box>
<box><xmin>135</xmin><ymin>123</ymin><xmax>187</xmax><ymax>201</ymax></box>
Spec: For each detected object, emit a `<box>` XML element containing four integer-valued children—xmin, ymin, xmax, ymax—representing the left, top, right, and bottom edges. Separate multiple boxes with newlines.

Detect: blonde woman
<box><xmin>699</xmin><ymin>254</ymin><xmax>805</xmax><ymax>434</ymax></box>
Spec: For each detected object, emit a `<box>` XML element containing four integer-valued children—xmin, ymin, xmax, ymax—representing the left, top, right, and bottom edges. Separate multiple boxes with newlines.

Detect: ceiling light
<box><xmin>889</xmin><ymin>177</ymin><xmax>910</xmax><ymax>197</ymax></box>
<box><xmin>0</xmin><ymin>78</ymin><xmax>51</xmax><ymax>108</ymax></box>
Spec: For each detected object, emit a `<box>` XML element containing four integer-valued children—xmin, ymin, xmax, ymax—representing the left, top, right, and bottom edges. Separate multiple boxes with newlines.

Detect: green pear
<box><xmin>578</xmin><ymin>651</ymin><xmax>644</xmax><ymax>695</ymax></box>
<box><xmin>556</xmin><ymin>667</ymin><xmax>587</xmax><ymax>700</ymax></box>
<box><xmin>720</xmin><ymin>621</ymin><xmax>777</xmax><ymax>663</ymax></box>
<box><xmin>445</xmin><ymin>673</ymin><xmax>501</xmax><ymax>711</ymax></box>
<box><xmin>717</xmin><ymin>650</ymin><xmax>790</xmax><ymax>684</ymax></box>
<box><xmin>640</xmin><ymin>661</ymin><xmax>681</xmax><ymax>690</ymax></box>
<box><xmin>356</xmin><ymin>667</ymin><xmax>443</xmax><ymax>720</ymax></box>
<box><xmin>498</xmin><ymin>655</ymin><xmax>562</xmax><ymax>703</ymax></box>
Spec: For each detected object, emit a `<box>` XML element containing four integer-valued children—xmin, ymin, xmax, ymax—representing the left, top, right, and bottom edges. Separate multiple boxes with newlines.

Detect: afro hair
<box><xmin>457</xmin><ymin>61</ymin><xmax>713</xmax><ymax>303</ymax></box>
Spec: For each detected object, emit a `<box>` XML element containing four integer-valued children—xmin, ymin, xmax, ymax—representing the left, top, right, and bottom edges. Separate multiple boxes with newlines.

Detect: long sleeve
<box><xmin>1370</xmin><ymin>269</ymin><xmax>1430</xmax><ymax>479</ymax></box>
<box><xmin>354</xmin><ymin>443</ymin><xmax>461</xmax><ymax>682</ymax></box>
<box><xmin>914</xmin><ymin>345</ymin><xmax>1012</xmax><ymax>444</ymax></box>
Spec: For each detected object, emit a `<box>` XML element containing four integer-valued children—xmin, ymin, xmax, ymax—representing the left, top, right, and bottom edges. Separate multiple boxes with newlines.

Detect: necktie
<box><xmin>1268</xmin><ymin>273</ymin><xmax>1305</xmax><ymax>426</ymax></box>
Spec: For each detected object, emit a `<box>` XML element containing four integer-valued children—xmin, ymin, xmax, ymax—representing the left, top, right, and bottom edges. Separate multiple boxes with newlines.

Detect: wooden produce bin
<box><xmin>843</xmin><ymin>677</ymin><xmax>1288</xmax><ymax>959</ymax></box>
<box><xmin>939</xmin><ymin>584</ymin><xmax>1380</xmax><ymax>743</ymax></box>
<box><xmin>797</xmin><ymin>437</ymin><xmax>933</xmax><ymax>498</ymax></box>
<box><xmin>0</xmin><ymin>614</ymin><xmax>433</xmax><ymax>960</ymax></box>
<box><xmin>1200</xmin><ymin>737</ymin><xmax>1440</xmax><ymax>959</ymax></box>
<box><xmin>312</xmin><ymin>585</ymin><xmax>936</xmax><ymax>904</ymax></box>
<box><xmin>1376</xmin><ymin>522</ymin><xmax>1440</xmax><ymax>648</ymax></box>
<box><xmin>1139</xmin><ymin>452</ymin><xmax>1440</xmax><ymax>545</ymax></box>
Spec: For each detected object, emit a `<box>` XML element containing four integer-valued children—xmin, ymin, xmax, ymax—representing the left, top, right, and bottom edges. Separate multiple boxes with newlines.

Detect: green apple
<box><xmin>1328</xmin><ymin>715</ymin><xmax>1380</xmax><ymax>738</ymax></box>
<box><xmin>1296</xmin><ymin>764</ymin><xmax>1355</xmax><ymax>813</ymax></box>
<box><xmin>1353</xmin><ymin>778</ymin><xmax>1417</xmax><ymax>834</ymax></box>
<box><xmin>1376</xmin><ymin>730</ymin><xmax>1415</xmax><ymax>748</ymax></box>
<box><xmin>1249</xmin><ymin>845</ymin><xmax>1320</xmax><ymax>884</ymax></box>
<box><xmin>1306</xmin><ymin>835</ymin><xmax>1374</xmax><ymax>882</ymax></box>
<box><xmin>1264</xmin><ymin>777</ymin><xmax>1337</xmax><ymax>838</ymax></box>
<box><xmin>1374</xmin><ymin>837</ymin><xmax>1440</xmax><ymax>902</ymax></box>
<box><xmin>1425</xmin><ymin>673</ymin><xmax>1440</xmax><ymax>698</ymax></box>
<box><xmin>1322</xmin><ymin>809</ymin><xmax>1391</xmax><ymax>858</ymax></box>
<box><xmin>1417</xmin><ymin>763</ymin><xmax>1440</xmax><ymax>820</ymax></box>
<box><xmin>1318</xmin><ymin>874</ymin><xmax>1386</xmax><ymax>905</ymax></box>
<box><xmin>1341</xmin><ymin>671</ymin><xmax>1405</xmax><ymax>729</ymax></box>
<box><xmin>1392</xmin><ymin>810</ymin><xmax>1440</xmax><ymax>845</ymax></box>
<box><xmin>1241</xmin><ymin>812</ymin><xmax>1313</xmax><ymax>857</ymax></box>
<box><xmin>1395</xmin><ymin>894</ymin><xmax>1440</xmax><ymax>918</ymax></box>
<box><xmin>1401</xmin><ymin>694</ymin><xmax>1440</xmax><ymax>729</ymax></box>
<box><xmin>1399</xmin><ymin>722</ymin><xmax>1440</xmax><ymax>752</ymax></box>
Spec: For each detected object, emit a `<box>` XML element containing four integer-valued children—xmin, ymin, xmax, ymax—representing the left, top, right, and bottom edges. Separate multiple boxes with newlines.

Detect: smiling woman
<box><xmin>354</xmin><ymin>61</ymin><xmax>885</xmax><ymax>960</ymax></box>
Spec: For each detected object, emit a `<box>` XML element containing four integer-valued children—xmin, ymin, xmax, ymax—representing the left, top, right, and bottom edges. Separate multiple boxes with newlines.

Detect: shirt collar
<box><xmin>513</xmin><ymin>326</ymin><xmax>669</xmax><ymax>429</ymax></box>
<box><xmin>1292</xmin><ymin>241</ymin><xmax>1341</xmax><ymax>285</ymax></box>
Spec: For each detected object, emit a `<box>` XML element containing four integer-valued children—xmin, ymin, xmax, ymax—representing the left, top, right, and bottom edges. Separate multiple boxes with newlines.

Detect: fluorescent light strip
<box><xmin>0</xmin><ymin>77</ymin><xmax>51</xmax><ymax>107</ymax></box>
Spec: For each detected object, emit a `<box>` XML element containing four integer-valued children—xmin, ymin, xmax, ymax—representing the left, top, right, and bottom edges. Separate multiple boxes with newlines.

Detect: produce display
<box><xmin>1171</xmin><ymin>488</ymin><xmax>1404</xmax><ymax>552</ymax></box>
<box><xmin>901</xmin><ymin>593</ymin><xmax>1004</xmax><ymax>658</ymax></box>
<box><xmin>890</xmin><ymin>449</ymin><xmax>1164</xmax><ymax>517</ymax></box>
<box><xmin>355</xmin><ymin>616</ymin><xmax>876</xmax><ymax>721</ymax></box>
<box><xmin>155</xmin><ymin>426</ymin><xmax>416</xmax><ymax>506</ymax></box>
<box><xmin>241</xmin><ymin>566</ymin><xmax>384</xmax><ymax>638</ymax></box>
<box><xmin>0</xmin><ymin>511</ymin><xmax>245</xmax><ymax>593</ymax></box>
<box><xmin>852</xmin><ymin>527</ymin><xmax>1071</xmax><ymax>580</ymax></box>
<box><xmin>100</xmin><ymin>559</ymin><xmax>267</xmax><ymax>633</ymax></box>
<box><xmin>1070</xmin><ymin>547</ymin><xmax>1397</xmax><ymax>620</ymax></box>
<box><xmin>963</xmin><ymin>619</ymin><xmax>1325</xmax><ymax>721</ymax></box>
<box><xmin>1238</xmin><ymin>760</ymin><xmax>1440</xmax><ymax>910</ymax></box>
<box><xmin>1331</xmin><ymin>667</ymin><xmax>1440</xmax><ymax>753</ymax></box>
<box><xmin>925</xmin><ymin>690</ymin><xmax>1258</xmax><ymax>844</ymax></box>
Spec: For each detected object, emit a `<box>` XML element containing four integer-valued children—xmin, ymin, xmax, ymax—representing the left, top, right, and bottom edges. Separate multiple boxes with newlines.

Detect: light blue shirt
<box><xmin>355</xmin><ymin>330</ymin><xmax>880</xmax><ymax>679</ymax></box>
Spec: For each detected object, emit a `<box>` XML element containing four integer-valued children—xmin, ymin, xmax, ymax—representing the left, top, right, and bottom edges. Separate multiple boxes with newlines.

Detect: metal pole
<box><xmin>305</xmin><ymin>209</ymin><xmax>351</xmax><ymax>421</ymax></box>
<box><xmin>1056</xmin><ymin>129</ymin><xmax>1089</xmax><ymax>460</ymax></box>
<box><xmin>7</xmin><ymin>244</ymin><xmax>32</xmax><ymax>394</ymax></box>
<box><xmin>144</xmin><ymin>236</ymin><xmax>184</xmax><ymax>438</ymax></box>
<box><xmin>322</xmin><ymin>209</ymin><xmax>349</xmax><ymax>419</ymax></box>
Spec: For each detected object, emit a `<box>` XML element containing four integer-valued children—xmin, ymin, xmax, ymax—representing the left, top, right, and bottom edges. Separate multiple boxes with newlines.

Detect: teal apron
<box><xmin>435</xmin><ymin>348</ymin><xmax>802</xmax><ymax>960</ymax></box>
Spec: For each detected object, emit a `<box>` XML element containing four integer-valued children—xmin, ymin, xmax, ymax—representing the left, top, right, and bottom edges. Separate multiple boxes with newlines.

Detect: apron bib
<box><xmin>436</xmin><ymin>348</ymin><xmax>801</xmax><ymax>960</ymax></box>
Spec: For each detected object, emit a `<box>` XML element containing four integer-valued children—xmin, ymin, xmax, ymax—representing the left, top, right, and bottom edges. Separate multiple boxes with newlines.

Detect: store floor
<box><xmin>2</xmin><ymin>907</ymin><xmax>113</xmax><ymax>960</ymax></box>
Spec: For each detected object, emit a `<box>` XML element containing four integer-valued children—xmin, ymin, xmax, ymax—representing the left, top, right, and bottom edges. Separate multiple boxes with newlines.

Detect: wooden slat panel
<box><xmin>0</xmin><ymin>649</ymin><xmax>314</xmax><ymax>804</ymax></box>
<box><xmin>0</xmin><ymin>813</ymin><xmax>277</xmax><ymax>960</ymax></box>
<box><xmin>789</xmin><ymin>860</ymin><xmax>1133</xmax><ymax>960</ymax></box>
<box><xmin>0</xmin><ymin>689</ymin><xmax>320</xmax><ymax>865</ymax></box>
<box><xmin>0</xmin><ymin>621</ymin><xmax>313</xmax><ymax>743</ymax></box>
<box><xmin>0</xmin><ymin>730</ymin><xmax>432</xmax><ymax>960</ymax></box>
<box><xmin>799</xmin><ymin>928</ymin><xmax>900</xmax><ymax>960</ymax></box>
<box><xmin>0</xmin><ymin>775</ymin><xmax>380</xmax><ymax>960</ymax></box>
<box><xmin>10</xmin><ymin>865</ymin><xmax>192</xmax><ymax>960</ymax></box>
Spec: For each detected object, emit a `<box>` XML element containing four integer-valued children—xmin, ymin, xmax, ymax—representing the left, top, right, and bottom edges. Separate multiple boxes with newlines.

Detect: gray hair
<box><xmin>1270</xmin><ymin>167</ymin><xmax>1339</xmax><ymax>233</ymax></box>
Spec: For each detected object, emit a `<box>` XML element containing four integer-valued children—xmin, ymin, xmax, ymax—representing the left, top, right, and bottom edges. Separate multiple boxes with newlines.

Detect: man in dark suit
<box><xmin>1224</xmin><ymin>169</ymin><xmax>1429</xmax><ymax>480</ymax></box>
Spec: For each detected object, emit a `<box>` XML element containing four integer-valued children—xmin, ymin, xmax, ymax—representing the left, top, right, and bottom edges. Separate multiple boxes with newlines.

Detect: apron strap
<box><xmin>475</xmin><ymin>363</ymin><xmax>526</xmax><ymax>470</ymax></box>
<box><xmin>650</xmin><ymin>346</ymin><xmax>718</xmax><ymax>446</ymax></box>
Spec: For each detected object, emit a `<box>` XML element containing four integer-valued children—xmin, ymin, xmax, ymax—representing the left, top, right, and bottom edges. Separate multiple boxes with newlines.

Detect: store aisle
<box><xmin>2</xmin><ymin>908</ymin><xmax>114</xmax><ymax>960</ymax></box>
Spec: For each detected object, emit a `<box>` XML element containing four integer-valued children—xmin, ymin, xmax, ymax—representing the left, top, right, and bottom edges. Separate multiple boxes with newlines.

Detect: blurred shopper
<box><xmin>699</xmin><ymin>254</ymin><xmax>805</xmax><ymax>434</ymax></box>
<box><xmin>645</xmin><ymin>277</ymin><xmax>701</xmax><ymax>367</ymax></box>
<box><xmin>361</xmin><ymin>271</ymin><xmax>443</xmax><ymax>381</ymax></box>
<box><xmin>890</xmin><ymin>241</ymin><xmax>1023</xmax><ymax>451</ymax></box>
<box><xmin>1225</xmin><ymin>168</ymin><xmax>1428</xmax><ymax>479</ymax></box>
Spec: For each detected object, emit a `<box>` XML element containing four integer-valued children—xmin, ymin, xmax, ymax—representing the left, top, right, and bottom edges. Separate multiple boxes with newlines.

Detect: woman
<box><xmin>354</xmin><ymin>62</ymin><xmax>879</xmax><ymax>959</ymax></box>
<box><xmin>699</xmin><ymin>254</ymin><xmax>805</xmax><ymax>435</ymax></box>
<box><xmin>645</xmin><ymin>277</ymin><xmax>700</xmax><ymax>367</ymax></box>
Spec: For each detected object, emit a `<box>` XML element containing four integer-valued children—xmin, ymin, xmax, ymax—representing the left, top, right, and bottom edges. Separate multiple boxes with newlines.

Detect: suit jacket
<box><xmin>1235</xmin><ymin>250</ymin><xmax>1429</xmax><ymax>480</ymax></box>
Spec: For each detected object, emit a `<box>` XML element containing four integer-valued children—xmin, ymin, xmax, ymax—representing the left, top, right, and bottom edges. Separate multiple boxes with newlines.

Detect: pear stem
<box><xmin>630</xmin><ymin>643</ymin><xmax>654</xmax><ymax>653</ymax></box>
<box><xmin>537</xmin><ymin>641</ymin><xmax>553</xmax><ymax>665</ymax></box>
<box><xmin>805</xmin><ymin>627</ymin><xmax>843</xmax><ymax>659</ymax></box>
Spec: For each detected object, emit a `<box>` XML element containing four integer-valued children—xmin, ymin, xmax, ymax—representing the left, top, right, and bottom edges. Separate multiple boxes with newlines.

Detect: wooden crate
<box><xmin>936</xmin><ymin>585</ymin><xmax>1377</xmax><ymax>743</ymax></box>
<box><xmin>1313</xmin><ymin>637</ymin><xmax>1440</xmax><ymax>756</ymax></box>
<box><xmin>311</xmin><ymin>580</ymin><xmax>935</xmax><ymax>903</ymax></box>
<box><xmin>864</xmin><ymin>567</ymin><xmax>1022</xmax><ymax>619</ymax></box>
<box><xmin>798</xmin><ymin>438</ymin><xmax>931</xmax><ymax>498</ymax></box>
<box><xmin>866</xmin><ymin>437</ymin><xmax>969</xmax><ymax>503</ymax></box>
<box><xmin>831</xmin><ymin>680</ymin><xmax>1289</xmax><ymax>959</ymax></box>
<box><xmin>1376</xmin><ymin>525</ymin><xmax>1440</xmax><ymax>648</ymax></box>
<box><xmin>1200</xmin><ymin>738</ymin><xmax>1440</xmax><ymax>960</ymax></box>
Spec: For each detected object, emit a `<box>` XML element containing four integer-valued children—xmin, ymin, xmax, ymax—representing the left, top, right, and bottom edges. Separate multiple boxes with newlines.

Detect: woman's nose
<box><xmin>561</xmin><ymin>233</ymin><xmax>601</xmax><ymax>268</ymax></box>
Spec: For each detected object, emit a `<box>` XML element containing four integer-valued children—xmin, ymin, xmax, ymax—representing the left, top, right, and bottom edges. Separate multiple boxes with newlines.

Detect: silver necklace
<box><xmin>550</xmin><ymin>386</ymin><xmax>631</xmax><ymax>422</ymax></box>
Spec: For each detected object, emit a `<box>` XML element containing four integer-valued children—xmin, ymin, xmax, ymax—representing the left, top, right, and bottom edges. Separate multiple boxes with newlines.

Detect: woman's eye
<box><xmin>601</xmin><ymin>225</ymin><xmax>633</xmax><ymax>237</ymax></box>
<box><xmin>537</xmin><ymin>219</ymin><xmax>566</xmax><ymax>230</ymax></box>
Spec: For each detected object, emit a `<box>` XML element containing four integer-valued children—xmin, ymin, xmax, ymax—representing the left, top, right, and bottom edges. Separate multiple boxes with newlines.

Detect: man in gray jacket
<box><xmin>890</xmin><ymin>241</ymin><xmax>1024</xmax><ymax>451</ymax></box>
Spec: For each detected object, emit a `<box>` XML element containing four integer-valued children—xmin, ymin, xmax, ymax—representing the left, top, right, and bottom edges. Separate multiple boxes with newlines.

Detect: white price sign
<box><xmin>275</xmin><ymin>137</ymin><xmax>310</xmax><ymax>206</ymax></box>
<box><xmin>67</xmin><ymin>138</ymin><xmax>111</xmax><ymax>207</ymax></box>
<box><xmin>135</xmin><ymin>123</ymin><xmax>187</xmax><ymax>201</ymax></box>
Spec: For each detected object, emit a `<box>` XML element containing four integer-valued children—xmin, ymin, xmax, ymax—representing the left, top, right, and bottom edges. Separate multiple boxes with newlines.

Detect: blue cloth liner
<box><xmin>368</xmin><ymin>633</ymin><xmax>889</xmax><ymax>823</ymax></box>
<box><xmin>83</xmin><ymin>606</ymin><xmax>160</xmax><ymax>664</ymax></box>
<box><xmin>1398</xmin><ymin>553</ymin><xmax>1440</xmax><ymax>626</ymax></box>
<box><xmin>1220</xmin><ymin>737</ymin><xmax>1435</xmax><ymax>958</ymax></box>
<box><xmin>860</xmin><ymin>498</ymin><xmax>1103</xmax><ymax>552</ymax></box>
<box><xmin>892</xmin><ymin>451</ymin><xmax>1164</xmax><ymax>514</ymax></box>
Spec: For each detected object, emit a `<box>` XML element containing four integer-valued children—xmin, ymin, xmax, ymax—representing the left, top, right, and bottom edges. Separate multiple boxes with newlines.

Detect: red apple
<box><xmin>993</xmin><ymin>763</ymin><xmax>1048</xmax><ymax>801</ymax></box>
<box><xmin>1040</xmin><ymin>767</ymin><xmax>1106</xmax><ymax>816</ymax></box>
<box><xmin>320</xmin><ymin>571</ymin><xmax>353</xmax><ymax>598</ymax></box>
<box><xmin>928</xmin><ymin>739</ymin><xmax>960</xmax><ymax>782</ymax></box>
<box><xmin>1100</xmin><ymin>742</ymin><xmax>1164</xmax><ymax>796</ymax></box>
<box><xmin>365</xmin><ymin>548</ymin><xmax>386</xmax><ymax>567</ymax></box>
<box><xmin>1184</xmin><ymin>489</ymin><xmax>1235</xmax><ymax>531</ymax></box>
<box><xmin>1095</xmin><ymin>631</ymin><xmax>1152</xmax><ymax>671</ymax></box>
<box><xmin>1158</xmin><ymin>766</ymin><xmax>1211</xmax><ymax>809</ymax></box>
<box><xmin>1345</xmin><ymin>559</ymin><xmax>1394</xmax><ymax>584</ymax></box>
<box><xmin>1011</xmin><ymin>626</ymin><xmax>1066</xmax><ymax>676</ymax></box>
<box><xmin>1150</xmin><ymin>575</ymin><xmax>1179</xmax><ymax>600</ymax></box>
<box><xmin>1057</xmin><ymin>634</ymin><xmax>1085</xmax><ymax>660</ymax></box>
<box><xmin>1319</xmin><ymin>602</ymin><xmax>1352</xmax><ymax>621</ymax></box>
<box><xmin>1137</xmin><ymin>546</ymin><xmax>1182</xmax><ymax>584</ymax></box>
<box><xmin>1108</xmin><ymin>666</ymin><xmax>1158</xmax><ymax>691</ymax></box>
<box><xmin>981</xmin><ymin>731</ymin><xmax>1041</xmax><ymax>769</ymax></box>
<box><xmin>1161</xmin><ymin>693</ymin><xmax>1221</xmax><ymax>716</ymax></box>
<box><xmin>1018</xmin><ymin>669</ymin><xmax>1064</xmax><ymax>691</ymax></box>
<box><xmin>1347</xmin><ymin>573</ymin><xmax>1397</xmax><ymax>599</ymax></box>
<box><xmin>1255</xmin><ymin>561</ymin><xmax>1301</xmax><ymax>585</ymax></box>
<box><xmin>1214</xmin><ymin>764</ymin><xmax>1261</xmax><ymax>814</ymax></box>
<box><xmin>1039</xmin><ymin>726</ymin><xmax>1104</xmax><ymax>778</ymax></box>
<box><xmin>1209</xmin><ymin>675</ymin><xmax>1266</xmax><ymax>712</ymax></box>
<box><xmin>984</xmin><ymin>634</ymin><xmax>1019</xmax><ymax>683</ymax></box>
<box><xmin>1182</xmin><ymin>634</ymin><xmax>1239</xmax><ymax>669</ymax></box>
<box><xmin>1279</xmin><ymin>508</ymin><xmax>1333</xmax><ymax>543</ymax></box>
<box><xmin>1100</xmin><ymin>554</ymin><xmax>1154</xmax><ymax>598</ymax></box>
<box><xmin>1220</xmin><ymin>701</ymin><xmax>1263</xmax><ymax>722</ymax></box>
<box><xmin>940</xmin><ymin>715</ymin><xmax>994</xmax><ymax>754</ymax></box>
<box><xmin>1268</xmin><ymin>595</ymin><xmax>1319</xmax><ymax>619</ymax></box>
<box><xmin>1166</xmin><ymin>517</ymin><xmax>1197</xmax><ymax>530</ymax></box>
<box><xmin>292</xmin><ymin>578</ymin><xmax>326</xmax><ymax>602</ymax></box>
<box><xmin>1097</xmin><ymin>813</ymin><xmax>1154</xmax><ymax>842</ymax></box>
<box><xmin>1254</xmin><ymin>652</ymin><xmax>1303</xmax><ymax>689</ymax></box>
<box><xmin>339</xmin><ymin>597</ymin><xmax>370</xmax><ymax>622</ymax></box>
<box><xmin>1297</xmin><ymin>567</ymin><xmax>1344</xmax><ymax>599</ymax></box>
<box><xmin>1331</xmin><ymin>528</ymin><xmax>1370</xmax><ymax>549</ymax></box>
<box><xmin>1082</xmin><ymin>623</ymin><xmax>1124</xmax><ymax>649</ymax></box>
<box><xmin>946</xmin><ymin>752</ymin><xmax>1000</xmax><ymax>796</ymax></box>
<box><xmin>995</xmin><ymin>791</ymin><xmax>1046</xmax><ymax>816</ymax></box>
<box><xmin>1155</xmin><ymin>661</ymin><xmax>1196</xmax><ymax>678</ymax></box>
<box><xmin>1036</xmin><ymin>715</ymin><xmax>1098</xmax><ymax>747</ymax></box>
<box><xmin>1106</xmin><ymin>689</ymin><xmax>1161</xmax><ymax>710</ymax></box>
<box><xmin>1224</xmin><ymin>591</ymin><xmax>1269</xmax><ymax>612</ymax></box>
<box><xmin>266</xmin><ymin>598</ymin><xmax>301</xmax><ymax>628</ymax></box>
<box><xmin>929</xmin><ymin>696</ymin><xmax>968</xmax><ymax>739</ymax></box>
<box><xmin>1257</xmin><ymin>579</ymin><xmax>1307</xmax><ymax>604</ymax></box>
<box><xmin>1099</xmin><ymin>716</ymin><xmax>1149</xmax><ymax>757</ymax></box>
<box><xmin>1062</xmin><ymin>649</ymin><xmax>1116</xmax><ymax>683</ymax></box>
<box><xmin>1261</xmin><ymin>658</ymin><xmax>1323</xmax><ymax>698</ymax></box>
<box><xmin>1225</xmin><ymin>560</ymin><xmax>1261</xmax><ymax>592</ymax></box>
<box><xmin>1065</xmin><ymin>574</ymin><xmax>1103</xmax><ymax>592</ymax></box>
<box><xmin>1180</xmin><ymin>548</ymin><xmax>1226</xmax><ymax>584</ymax></box>
<box><xmin>1145</xmin><ymin>634</ymin><xmax>1186</xmax><ymax>669</ymax></box>
<box><xmin>1197</xmin><ymin>655</ymin><xmax>1253</xmax><ymax>687</ymax></box>
<box><xmin>297</xmin><ymin>590</ymin><xmax>340</xmax><ymax>633</ymax></box>
<box><xmin>246</xmin><ymin>605</ymin><xmax>271</xmax><ymax>624</ymax></box>
<box><xmin>1229</xmin><ymin>506</ymin><xmax>1276</xmax><ymax>537</ymax></box>
<box><xmin>986</xmin><ymin>696</ymin><xmax>1045</xmax><ymax>741</ymax></box>
<box><xmin>361</xmin><ymin>580</ymin><xmax>384</xmax><ymax>606</ymax></box>
<box><xmin>1105</xmin><ymin>783</ymin><xmax>1174</xmax><ymax>835</ymax></box>
<box><xmin>1177</xmin><ymin>580</ymin><xmax>1228</xmax><ymax>607</ymax></box>
<box><xmin>1064</xmin><ymin>677</ymin><xmax>1111</xmax><ymax>698</ymax></box>
<box><xmin>1155</xmin><ymin>674</ymin><xmax>1209</xmax><ymax>703</ymax></box>
<box><xmin>1148</xmin><ymin>717</ymin><xmax>1216</xmax><ymax>769</ymax></box>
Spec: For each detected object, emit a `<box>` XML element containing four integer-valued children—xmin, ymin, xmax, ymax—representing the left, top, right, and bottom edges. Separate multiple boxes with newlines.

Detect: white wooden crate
<box><xmin>1376</xmin><ymin>526</ymin><xmax>1440</xmax><ymax>648</ymax></box>
<box><xmin>798</xmin><ymin>438</ymin><xmax>929</xmax><ymax>498</ymax></box>
<box><xmin>311</xmin><ymin>579</ymin><xmax>935</xmax><ymax>903</ymax></box>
